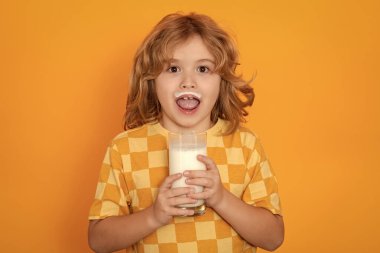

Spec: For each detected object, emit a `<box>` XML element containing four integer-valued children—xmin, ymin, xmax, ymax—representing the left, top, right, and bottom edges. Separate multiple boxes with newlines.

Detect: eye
<box><xmin>197</xmin><ymin>66</ymin><xmax>210</xmax><ymax>73</ymax></box>
<box><xmin>168</xmin><ymin>66</ymin><xmax>180</xmax><ymax>73</ymax></box>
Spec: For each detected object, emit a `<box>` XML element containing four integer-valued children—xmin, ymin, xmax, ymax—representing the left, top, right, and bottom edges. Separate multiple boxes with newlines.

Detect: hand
<box><xmin>183</xmin><ymin>155</ymin><xmax>225</xmax><ymax>208</ymax></box>
<box><xmin>151</xmin><ymin>173</ymin><xmax>197</xmax><ymax>226</ymax></box>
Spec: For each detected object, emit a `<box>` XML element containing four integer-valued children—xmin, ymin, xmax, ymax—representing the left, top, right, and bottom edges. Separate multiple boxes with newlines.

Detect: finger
<box><xmin>183</xmin><ymin>169</ymin><xmax>208</xmax><ymax>178</ymax></box>
<box><xmin>185</xmin><ymin>177</ymin><xmax>212</xmax><ymax>188</ymax></box>
<box><xmin>170</xmin><ymin>206</ymin><xmax>195</xmax><ymax>217</ymax></box>
<box><xmin>167</xmin><ymin>187</ymin><xmax>195</xmax><ymax>198</ymax></box>
<box><xmin>160</xmin><ymin>173</ymin><xmax>182</xmax><ymax>189</ymax></box>
<box><xmin>197</xmin><ymin>155</ymin><xmax>218</xmax><ymax>171</ymax></box>
<box><xmin>188</xmin><ymin>191</ymin><xmax>209</xmax><ymax>200</ymax></box>
<box><xmin>169</xmin><ymin>195</ymin><xmax>198</xmax><ymax>207</ymax></box>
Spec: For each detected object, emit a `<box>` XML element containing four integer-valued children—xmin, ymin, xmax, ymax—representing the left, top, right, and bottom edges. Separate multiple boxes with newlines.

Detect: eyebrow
<box><xmin>169</xmin><ymin>58</ymin><xmax>215</xmax><ymax>64</ymax></box>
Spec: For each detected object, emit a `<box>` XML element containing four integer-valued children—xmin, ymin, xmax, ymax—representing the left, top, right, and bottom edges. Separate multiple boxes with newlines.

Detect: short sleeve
<box><xmin>242</xmin><ymin>137</ymin><xmax>282</xmax><ymax>215</ymax></box>
<box><xmin>88</xmin><ymin>143</ymin><xmax>131</xmax><ymax>220</ymax></box>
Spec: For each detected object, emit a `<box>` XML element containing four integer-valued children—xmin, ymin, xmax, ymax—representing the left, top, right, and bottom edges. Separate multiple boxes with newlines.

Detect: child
<box><xmin>88</xmin><ymin>12</ymin><xmax>284</xmax><ymax>253</ymax></box>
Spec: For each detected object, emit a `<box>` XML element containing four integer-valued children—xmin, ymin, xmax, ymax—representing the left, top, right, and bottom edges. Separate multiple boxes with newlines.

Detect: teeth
<box><xmin>174</xmin><ymin>91</ymin><xmax>202</xmax><ymax>100</ymax></box>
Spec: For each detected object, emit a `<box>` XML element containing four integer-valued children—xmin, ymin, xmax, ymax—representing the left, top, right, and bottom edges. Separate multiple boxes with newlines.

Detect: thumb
<box><xmin>197</xmin><ymin>155</ymin><xmax>217</xmax><ymax>171</ymax></box>
<box><xmin>161</xmin><ymin>173</ymin><xmax>182</xmax><ymax>189</ymax></box>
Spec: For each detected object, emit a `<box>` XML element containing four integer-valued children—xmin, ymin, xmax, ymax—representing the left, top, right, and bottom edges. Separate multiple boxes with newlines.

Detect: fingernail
<box><xmin>183</xmin><ymin>171</ymin><xmax>189</xmax><ymax>176</ymax></box>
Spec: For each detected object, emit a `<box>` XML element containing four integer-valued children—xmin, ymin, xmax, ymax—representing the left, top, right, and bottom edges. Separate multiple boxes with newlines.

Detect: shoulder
<box><xmin>212</xmin><ymin>119</ymin><xmax>259</xmax><ymax>148</ymax></box>
<box><xmin>112</xmin><ymin>124</ymin><xmax>149</xmax><ymax>141</ymax></box>
<box><xmin>106</xmin><ymin>124</ymin><xmax>148</xmax><ymax>149</ymax></box>
<box><xmin>216</xmin><ymin>119</ymin><xmax>258</xmax><ymax>138</ymax></box>
<box><xmin>227</xmin><ymin>123</ymin><xmax>260</xmax><ymax>150</ymax></box>
<box><xmin>108</xmin><ymin>122</ymin><xmax>165</xmax><ymax>152</ymax></box>
<box><xmin>237</xmin><ymin>125</ymin><xmax>257</xmax><ymax>137</ymax></box>
<box><xmin>236</xmin><ymin>126</ymin><xmax>269</xmax><ymax>159</ymax></box>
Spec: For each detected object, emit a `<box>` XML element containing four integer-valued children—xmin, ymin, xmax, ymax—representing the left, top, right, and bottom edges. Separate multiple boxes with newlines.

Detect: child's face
<box><xmin>155</xmin><ymin>35</ymin><xmax>221</xmax><ymax>133</ymax></box>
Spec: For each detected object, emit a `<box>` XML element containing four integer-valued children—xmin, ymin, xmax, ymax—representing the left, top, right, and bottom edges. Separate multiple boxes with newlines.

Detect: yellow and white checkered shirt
<box><xmin>89</xmin><ymin>119</ymin><xmax>281</xmax><ymax>253</ymax></box>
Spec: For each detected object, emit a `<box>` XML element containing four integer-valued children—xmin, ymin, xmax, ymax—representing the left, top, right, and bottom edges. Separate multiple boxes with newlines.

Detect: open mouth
<box><xmin>174</xmin><ymin>91</ymin><xmax>201</xmax><ymax>111</ymax></box>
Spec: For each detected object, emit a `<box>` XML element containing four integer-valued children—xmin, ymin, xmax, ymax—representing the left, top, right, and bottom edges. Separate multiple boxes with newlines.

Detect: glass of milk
<box><xmin>168</xmin><ymin>131</ymin><xmax>207</xmax><ymax>216</ymax></box>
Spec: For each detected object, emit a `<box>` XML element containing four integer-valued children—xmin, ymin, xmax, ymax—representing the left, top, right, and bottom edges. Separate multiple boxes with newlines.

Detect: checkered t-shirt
<box><xmin>89</xmin><ymin>119</ymin><xmax>282</xmax><ymax>253</ymax></box>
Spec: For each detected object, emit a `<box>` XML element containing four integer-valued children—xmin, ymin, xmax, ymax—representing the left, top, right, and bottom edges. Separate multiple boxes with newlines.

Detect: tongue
<box><xmin>176</xmin><ymin>98</ymin><xmax>200</xmax><ymax>110</ymax></box>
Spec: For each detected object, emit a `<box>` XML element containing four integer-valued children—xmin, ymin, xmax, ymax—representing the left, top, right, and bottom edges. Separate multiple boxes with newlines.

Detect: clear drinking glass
<box><xmin>168</xmin><ymin>132</ymin><xmax>207</xmax><ymax>216</ymax></box>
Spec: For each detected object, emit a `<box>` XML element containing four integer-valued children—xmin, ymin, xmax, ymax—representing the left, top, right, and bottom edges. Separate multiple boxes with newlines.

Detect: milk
<box><xmin>169</xmin><ymin>146</ymin><xmax>207</xmax><ymax>188</ymax></box>
<box><xmin>169</xmin><ymin>136</ymin><xmax>207</xmax><ymax>208</ymax></box>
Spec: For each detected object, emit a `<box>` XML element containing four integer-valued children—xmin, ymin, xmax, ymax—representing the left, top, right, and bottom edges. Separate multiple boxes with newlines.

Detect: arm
<box><xmin>185</xmin><ymin>155</ymin><xmax>284</xmax><ymax>251</ymax></box>
<box><xmin>88</xmin><ymin>173</ymin><xmax>197</xmax><ymax>253</ymax></box>
<box><xmin>88</xmin><ymin>206</ymin><xmax>159</xmax><ymax>253</ymax></box>
<box><xmin>211</xmin><ymin>188</ymin><xmax>284</xmax><ymax>251</ymax></box>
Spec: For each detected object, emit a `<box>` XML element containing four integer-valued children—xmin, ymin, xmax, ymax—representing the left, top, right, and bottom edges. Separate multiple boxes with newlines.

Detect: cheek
<box><xmin>209</xmin><ymin>79</ymin><xmax>221</xmax><ymax>100</ymax></box>
<box><xmin>155</xmin><ymin>82</ymin><xmax>175</xmax><ymax>110</ymax></box>
<box><xmin>203</xmin><ymin>86</ymin><xmax>220</xmax><ymax>110</ymax></box>
<box><xmin>155</xmin><ymin>85</ymin><xmax>166</xmax><ymax>106</ymax></box>
<box><xmin>156</xmin><ymin>88</ymin><xmax>168</xmax><ymax>105</ymax></box>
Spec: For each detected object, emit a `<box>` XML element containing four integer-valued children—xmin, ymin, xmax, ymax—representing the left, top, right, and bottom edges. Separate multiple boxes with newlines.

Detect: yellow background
<box><xmin>1</xmin><ymin>0</ymin><xmax>379</xmax><ymax>252</ymax></box>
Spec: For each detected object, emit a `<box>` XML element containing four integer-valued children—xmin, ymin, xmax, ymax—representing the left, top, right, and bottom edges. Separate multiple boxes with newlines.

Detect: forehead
<box><xmin>168</xmin><ymin>35</ymin><xmax>215</xmax><ymax>61</ymax></box>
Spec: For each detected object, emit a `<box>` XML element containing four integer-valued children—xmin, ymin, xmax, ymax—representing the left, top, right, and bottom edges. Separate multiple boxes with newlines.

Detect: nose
<box><xmin>179</xmin><ymin>71</ymin><xmax>196</xmax><ymax>89</ymax></box>
<box><xmin>180</xmin><ymin>83</ymin><xmax>195</xmax><ymax>89</ymax></box>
